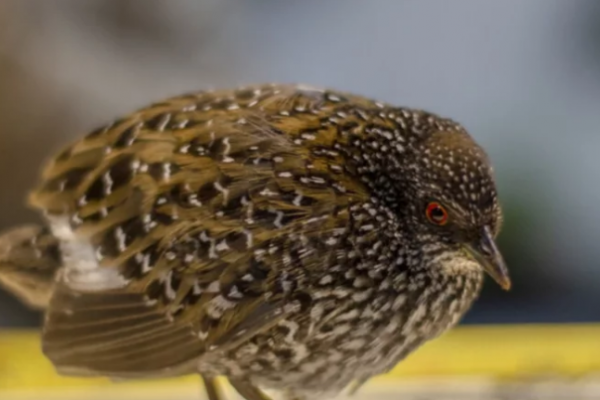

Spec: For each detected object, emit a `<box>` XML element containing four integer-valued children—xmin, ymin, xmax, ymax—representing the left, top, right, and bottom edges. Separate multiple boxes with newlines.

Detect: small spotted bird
<box><xmin>0</xmin><ymin>84</ymin><xmax>510</xmax><ymax>400</ymax></box>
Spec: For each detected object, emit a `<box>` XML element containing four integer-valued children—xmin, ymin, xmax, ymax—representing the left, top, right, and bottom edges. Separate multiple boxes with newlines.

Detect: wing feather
<box><xmin>29</xmin><ymin>84</ymin><xmax>372</xmax><ymax>378</ymax></box>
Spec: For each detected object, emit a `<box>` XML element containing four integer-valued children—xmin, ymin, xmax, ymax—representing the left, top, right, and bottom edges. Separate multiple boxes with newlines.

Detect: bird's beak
<box><xmin>464</xmin><ymin>226</ymin><xmax>511</xmax><ymax>290</ymax></box>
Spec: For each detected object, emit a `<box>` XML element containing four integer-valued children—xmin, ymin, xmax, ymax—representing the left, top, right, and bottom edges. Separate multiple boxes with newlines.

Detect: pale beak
<box><xmin>464</xmin><ymin>226</ymin><xmax>511</xmax><ymax>290</ymax></box>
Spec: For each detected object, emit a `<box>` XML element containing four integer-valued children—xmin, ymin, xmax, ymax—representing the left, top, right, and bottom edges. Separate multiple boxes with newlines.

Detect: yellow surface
<box><xmin>1</xmin><ymin>323</ymin><xmax>600</xmax><ymax>392</ymax></box>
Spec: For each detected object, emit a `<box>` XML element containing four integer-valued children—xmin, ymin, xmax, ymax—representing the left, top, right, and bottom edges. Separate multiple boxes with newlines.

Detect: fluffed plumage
<box><xmin>0</xmin><ymin>84</ymin><xmax>509</xmax><ymax>400</ymax></box>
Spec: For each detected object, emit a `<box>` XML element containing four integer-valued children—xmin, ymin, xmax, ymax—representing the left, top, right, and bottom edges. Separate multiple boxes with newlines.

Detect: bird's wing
<box><xmin>29</xmin><ymin>85</ymin><xmax>373</xmax><ymax>378</ymax></box>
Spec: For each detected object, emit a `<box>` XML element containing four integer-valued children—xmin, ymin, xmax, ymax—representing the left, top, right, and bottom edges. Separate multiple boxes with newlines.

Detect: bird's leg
<box><xmin>228</xmin><ymin>379</ymin><xmax>273</xmax><ymax>400</ymax></box>
<box><xmin>202</xmin><ymin>375</ymin><xmax>224</xmax><ymax>400</ymax></box>
<box><xmin>347</xmin><ymin>378</ymin><xmax>369</xmax><ymax>396</ymax></box>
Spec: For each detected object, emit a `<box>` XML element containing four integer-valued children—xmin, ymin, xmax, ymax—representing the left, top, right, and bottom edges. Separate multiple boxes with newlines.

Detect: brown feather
<box><xmin>7</xmin><ymin>83</ymin><xmax>501</xmax><ymax>400</ymax></box>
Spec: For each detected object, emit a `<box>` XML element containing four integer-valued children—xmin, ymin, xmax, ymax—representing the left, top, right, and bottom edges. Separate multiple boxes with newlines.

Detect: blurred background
<box><xmin>2</xmin><ymin>0</ymin><xmax>600</xmax><ymax>327</ymax></box>
<box><xmin>1</xmin><ymin>0</ymin><xmax>600</xmax><ymax>398</ymax></box>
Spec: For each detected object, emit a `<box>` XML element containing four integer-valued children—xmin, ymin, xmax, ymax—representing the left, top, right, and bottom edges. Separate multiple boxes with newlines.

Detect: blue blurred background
<box><xmin>0</xmin><ymin>0</ymin><xmax>599</xmax><ymax>327</ymax></box>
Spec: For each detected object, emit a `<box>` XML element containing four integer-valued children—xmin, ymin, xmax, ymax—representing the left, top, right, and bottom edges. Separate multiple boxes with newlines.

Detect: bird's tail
<box><xmin>0</xmin><ymin>225</ymin><xmax>61</xmax><ymax>310</ymax></box>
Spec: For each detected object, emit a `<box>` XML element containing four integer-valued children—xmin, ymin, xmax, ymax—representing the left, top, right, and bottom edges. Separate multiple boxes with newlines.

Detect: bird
<box><xmin>0</xmin><ymin>83</ymin><xmax>510</xmax><ymax>400</ymax></box>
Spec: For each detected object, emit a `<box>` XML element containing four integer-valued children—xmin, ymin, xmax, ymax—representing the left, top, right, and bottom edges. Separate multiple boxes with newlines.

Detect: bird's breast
<box><xmin>199</xmin><ymin>269</ymin><xmax>482</xmax><ymax>395</ymax></box>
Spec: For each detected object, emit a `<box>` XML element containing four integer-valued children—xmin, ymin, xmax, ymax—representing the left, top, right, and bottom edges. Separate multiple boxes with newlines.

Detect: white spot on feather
<box><xmin>162</xmin><ymin>163</ymin><xmax>172</xmax><ymax>180</ymax></box>
<box><xmin>292</xmin><ymin>192</ymin><xmax>303</xmax><ymax>206</ymax></box>
<box><xmin>216</xmin><ymin>240</ymin><xmax>230</xmax><ymax>252</ymax></box>
<box><xmin>141</xmin><ymin>253</ymin><xmax>152</xmax><ymax>273</ymax></box>
<box><xmin>206</xmin><ymin>295</ymin><xmax>236</xmax><ymax>318</ymax></box>
<box><xmin>222</xmin><ymin>137</ymin><xmax>234</xmax><ymax>162</ymax></box>
<box><xmin>214</xmin><ymin>182</ymin><xmax>229</xmax><ymax>204</ymax></box>
<box><xmin>163</xmin><ymin>271</ymin><xmax>177</xmax><ymax>300</ymax></box>
<box><xmin>49</xmin><ymin>216</ymin><xmax>130</xmax><ymax>291</ymax></box>
<box><xmin>243</xmin><ymin>229</ymin><xmax>253</xmax><ymax>248</ymax></box>
<box><xmin>208</xmin><ymin>239</ymin><xmax>217</xmax><ymax>259</ymax></box>
<box><xmin>206</xmin><ymin>280</ymin><xmax>220</xmax><ymax>293</ymax></box>
<box><xmin>188</xmin><ymin>194</ymin><xmax>202</xmax><ymax>207</ymax></box>
<box><xmin>102</xmin><ymin>172</ymin><xmax>113</xmax><ymax>196</ymax></box>
<box><xmin>192</xmin><ymin>281</ymin><xmax>202</xmax><ymax>295</ymax></box>
<box><xmin>278</xmin><ymin>320</ymin><xmax>299</xmax><ymax>343</ymax></box>
<box><xmin>227</xmin><ymin>285</ymin><xmax>243</xmax><ymax>299</ymax></box>
<box><xmin>156</xmin><ymin>113</ymin><xmax>171</xmax><ymax>131</ymax></box>
<box><xmin>273</xmin><ymin>210</ymin><xmax>284</xmax><ymax>228</ymax></box>
<box><xmin>198</xmin><ymin>331</ymin><xmax>209</xmax><ymax>340</ymax></box>
<box><xmin>115</xmin><ymin>227</ymin><xmax>127</xmax><ymax>252</ymax></box>
<box><xmin>260</xmin><ymin>188</ymin><xmax>278</xmax><ymax>197</ymax></box>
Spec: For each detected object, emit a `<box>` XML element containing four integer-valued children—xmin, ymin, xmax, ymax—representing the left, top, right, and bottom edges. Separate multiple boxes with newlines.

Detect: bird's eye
<box><xmin>425</xmin><ymin>202</ymin><xmax>449</xmax><ymax>226</ymax></box>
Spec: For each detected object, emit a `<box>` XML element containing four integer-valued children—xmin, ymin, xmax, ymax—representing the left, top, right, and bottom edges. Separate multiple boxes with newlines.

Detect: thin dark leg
<box><xmin>348</xmin><ymin>378</ymin><xmax>368</xmax><ymax>396</ymax></box>
<box><xmin>202</xmin><ymin>375</ymin><xmax>223</xmax><ymax>400</ymax></box>
<box><xmin>229</xmin><ymin>379</ymin><xmax>273</xmax><ymax>400</ymax></box>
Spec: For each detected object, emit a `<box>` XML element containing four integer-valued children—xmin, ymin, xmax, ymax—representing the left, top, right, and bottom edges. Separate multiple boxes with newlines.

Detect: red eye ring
<box><xmin>425</xmin><ymin>202</ymin><xmax>449</xmax><ymax>226</ymax></box>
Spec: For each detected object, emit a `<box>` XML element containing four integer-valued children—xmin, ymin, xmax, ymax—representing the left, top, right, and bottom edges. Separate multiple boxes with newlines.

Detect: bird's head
<box><xmin>399</xmin><ymin>128</ymin><xmax>510</xmax><ymax>290</ymax></box>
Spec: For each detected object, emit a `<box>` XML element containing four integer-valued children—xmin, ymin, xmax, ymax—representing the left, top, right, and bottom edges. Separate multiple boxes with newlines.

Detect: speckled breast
<box><xmin>199</xmin><ymin>269</ymin><xmax>483</xmax><ymax>394</ymax></box>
